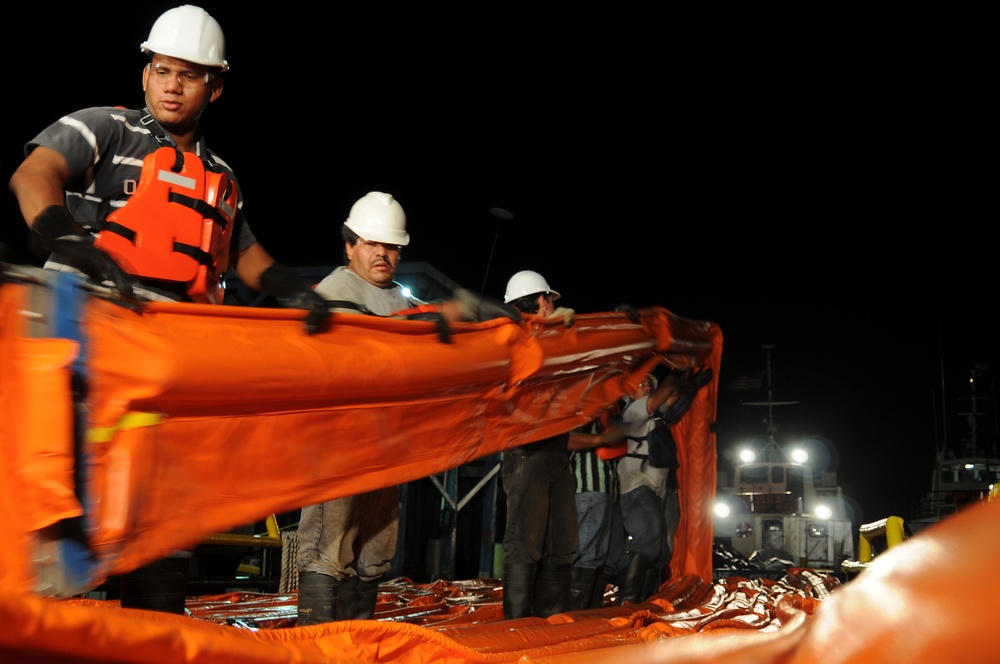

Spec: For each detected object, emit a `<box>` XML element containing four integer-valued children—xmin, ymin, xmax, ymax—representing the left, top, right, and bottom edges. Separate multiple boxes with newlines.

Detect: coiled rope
<box><xmin>279</xmin><ymin>529</ymin><xmax>299</xmax><ymax>593</ymax></box>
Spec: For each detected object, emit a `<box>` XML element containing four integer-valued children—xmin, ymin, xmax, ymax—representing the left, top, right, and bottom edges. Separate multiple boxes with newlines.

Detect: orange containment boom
<box><xmin>1</xmin><ymin>499</ymin><xmax>999</xmax><ymax>663</ymax></box>
<box><xmin>4</xmin><ymin>266</ymin><xmax>1000</xmax><ymax>663</ymax></box>
<box><xmin>0</xmin><ymin>266</ymin><xmax>722</xmax><ymax>596</ymax></box>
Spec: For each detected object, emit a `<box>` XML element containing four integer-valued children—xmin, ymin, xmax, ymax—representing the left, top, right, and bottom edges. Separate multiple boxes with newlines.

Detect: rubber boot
<box><xmin>567</xmin><ymin>566</ymin><xmax>598</xmax><ymax>611</ymax></box>
<box><xmin>296</xmin><ymin>571</ymin><xmax>338</xmax><ymax>626</ymax></box>
<box><xmin>501</xmin><ymin>562</ymin><xmax>536</xmax><ymax>619</ymax></box>
<box><xmin>642</xmin><ymin>565</ymin><xmax>665</xmax><ymax>600</ymax></box>
<box><xmin>618</xmin><ymin>554</ymin><xmax>653</xmax><ymax>605</ymax></box>
<box><xmin>336</xmin><ymin>576</ymin><xmax>380</xmax><ymax>620</ymax></box>
<box><xmin>533</xmin><ymin>562</ymin><xmax>571</xmax><ymax>618</ymax></box>
<box><xmin>119</xmin><ymin>554</ymin><xmax>191</xmax><ymax>615</ymax></box>
<box><xmin>591</xmin><ymin>571</ymin><xmax>611</xmax><ymax>608</ymax></box>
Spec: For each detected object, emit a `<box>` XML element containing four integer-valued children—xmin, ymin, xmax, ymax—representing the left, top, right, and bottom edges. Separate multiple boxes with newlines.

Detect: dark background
<box><xmin>2</xmin><ymin>5</ymin><xmax>995</xmax><ymax>544</ymax></box>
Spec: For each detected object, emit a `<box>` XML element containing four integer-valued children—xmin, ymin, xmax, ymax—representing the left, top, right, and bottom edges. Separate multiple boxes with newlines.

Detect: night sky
<box><xmin>3</xmin><ymin>5</ymin><xmax>995</xmax><ymax>531</ymax></box>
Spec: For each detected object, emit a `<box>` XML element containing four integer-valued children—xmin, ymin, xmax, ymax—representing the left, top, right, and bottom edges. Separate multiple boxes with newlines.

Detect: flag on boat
<box><xmin>729</xmin><ymin>370</ymin><xmax>764</xmax><ymax>390</ymax></box>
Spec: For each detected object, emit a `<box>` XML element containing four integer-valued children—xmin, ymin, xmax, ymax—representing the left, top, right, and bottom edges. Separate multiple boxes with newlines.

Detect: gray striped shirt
<box><xmin>25</xmin><ymin>106</ymin><xmax>256</xmax><ymax>273</ymax></box>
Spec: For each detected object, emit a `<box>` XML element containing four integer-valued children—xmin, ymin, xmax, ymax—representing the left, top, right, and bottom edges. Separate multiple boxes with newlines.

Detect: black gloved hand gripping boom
<box><xmin>258</xmin><ymin>262</ymin><xmax>330</xmax><ymax>334</ymax></box>
<box><xmin>32</xmin><ymin>205</ymin><xmax>135</xmax><ymax>299</ymax></box>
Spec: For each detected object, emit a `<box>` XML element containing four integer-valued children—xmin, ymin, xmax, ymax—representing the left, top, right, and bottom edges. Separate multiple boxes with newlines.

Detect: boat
<box><xmin>712</xmin><ymin>346</ymin><xmax>854</xmax><ymax>576</ymax></box>
<box><xmin>908</xmin><ymin>363</ymin><xmax>999</xmax><ymax>534</ymax></box>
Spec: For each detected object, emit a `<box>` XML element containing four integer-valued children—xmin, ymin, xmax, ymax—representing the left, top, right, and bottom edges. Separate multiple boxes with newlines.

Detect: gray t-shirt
<box><xmin>314</xmin><ymin>266</ymin><xmax>423</xmax><ymax>316</ymax></box>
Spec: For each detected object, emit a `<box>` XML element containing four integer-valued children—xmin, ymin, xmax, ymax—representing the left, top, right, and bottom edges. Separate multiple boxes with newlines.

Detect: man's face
<box><xmin>346</xmin><ymin>238</ymin><xmax>401</xmax><ymax>287</ymax></box>
<box><xmin>142</xmin><ymin>54</ymin><xmax>221</xmax><ymax>131</ymax></box>
<box><xmin>536</xmin><ymin>292</ymin><xmax>555</xmax><ymax>318</ymax></box>
<box><xmin>628</xmin><ymin>377</ymin><xmax>653</xmax><ymax>401</ymax></box>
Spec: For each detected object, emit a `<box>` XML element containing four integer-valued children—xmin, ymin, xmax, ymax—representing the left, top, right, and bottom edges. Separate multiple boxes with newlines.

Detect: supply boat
<box><xmin>909</xmin><ymin>363</ymin><xmax>998</xmax><ymax>534</ymax></box>
<box><xmin>713</xmin><ymin>346</ymin><xmax>854</xmax><ymax>576</ymax></box>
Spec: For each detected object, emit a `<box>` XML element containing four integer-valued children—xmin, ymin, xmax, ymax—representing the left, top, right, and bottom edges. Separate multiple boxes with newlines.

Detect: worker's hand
<box><xmin>452</xmin><ymin>288</ymin><xmax>521</xmax><ymax>323</ymax></box>
<box><xmin>599</xmin><ymin>424</ymin><xmax>627</xmax><ymax>446</ymax></box>
<box><xmin>33</xmin><ymin>206</ymin><xmax>135</xmax><ymax>299</ymax></box>
<box><xmin>613</xmin><ymin>303</ymin><xmax>640</xmax><ymax>323</ymax></box>
<box><xmin>259</xmin><ymin>263</ymin><xmax>330</xmax><ymax>334</ymax></box>
<box><xmin>550</xmin><ymin>306</ymin><xmax>575</xmax><ymax>327</ymax></box>
<box><xmin>286</xmin><ymin>289</ymin><xmax>330</xmax><ymax>335</ymax></box>
<box><xmin>661</xmin><ymin>367</ymin><xmax>714</xmax><ymax>424</ymax></box>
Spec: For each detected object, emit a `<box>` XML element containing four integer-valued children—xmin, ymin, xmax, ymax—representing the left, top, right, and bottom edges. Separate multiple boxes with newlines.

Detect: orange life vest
<box><xmin>595</xmin><ymin>403</ymin><xmax>627</xmax><ymax>460</ymax></box>
<box><xmin>95</xmin><ymin>147</ymin><xmax>237</xmax><ymax>303</ymax></box>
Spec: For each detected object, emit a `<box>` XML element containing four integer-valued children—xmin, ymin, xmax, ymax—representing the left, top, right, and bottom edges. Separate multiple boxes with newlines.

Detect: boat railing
<box><xmin>914</xmin><ymin>490</ymin><xmax>983</xmax><ymax>521</ymax></box>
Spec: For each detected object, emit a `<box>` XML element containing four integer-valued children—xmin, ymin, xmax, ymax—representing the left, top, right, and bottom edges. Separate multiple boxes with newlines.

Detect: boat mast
<box><xmin>742</xmin><ymin>344</ymin><xmax>798</xmax><ymax>462</ymax></box>
<box><xmin>958</xmin><ymin>364</ymin><xmax>993</xmax><ymax>457</ymax></box>
<box><xmin>761</xmin><ymin>344</ymin><xmax>780</xmax><ymax>461</ymax></box>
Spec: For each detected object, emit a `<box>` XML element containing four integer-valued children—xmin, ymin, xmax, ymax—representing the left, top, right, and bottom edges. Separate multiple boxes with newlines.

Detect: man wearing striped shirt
<box><xmin>9</xmin><ymin>5</ymin><xmax>326</xmax><ymax>330</ymax></box>
<box><xmin>566</xmin><ymin>408</ymin><xmax>627</xmax><ymax>609</ymax></box>
<box><xmin>7</xmin><ymin>5</ymin><xmax>328</xmax><ymax>615</ymax></box>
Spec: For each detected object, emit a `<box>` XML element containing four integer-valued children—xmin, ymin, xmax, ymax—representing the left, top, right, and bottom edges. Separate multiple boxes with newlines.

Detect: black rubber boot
<box><xmin>501</xmin><ymin>562</ymin><xmax>536</xmax><ymax>619</ymax></box>
<box><xmin>119</xmin><ymin>555</ymin><xmax>191</xmax><ymax>615</ymax></box>
<box><xmin>618</xmin><ymin>554</ymin><xmax>653</xmax><ymax>605</ymax></box>
<box><xmin>336</xmin><ymin>576</ymin><xmax>380</xmax><ymax>620</ymax></box>
<box><xmin>296</xmin><ymin>572</ymin><xmax>338</xmax><ymax>626</ymax></box>
<box><xmin>567</xmin><ymin>566</ymin><xmax>598</xmax><ymax>611</ymax></box>
<box><xmin>533</xmin><ymin>562</ymin><xmax>571</xmax><ymax>618</ymax></box>
<box><xmin>642</xmin><ymin>565</ymin><xmax>665</xmax><ymax>599</ymax></box>
<box><xmin>591</xmin><ymin>571</ymin><xmax>611</xmax><ymax>608</ymax></box>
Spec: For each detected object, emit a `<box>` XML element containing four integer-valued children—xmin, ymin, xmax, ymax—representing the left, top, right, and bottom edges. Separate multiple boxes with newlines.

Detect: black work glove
<box><xmin>452</xmin><ymin>287</ymin><xmax>521</xmax><ymax>323</ymax></box>
<box><xmin>259</xmin><ymin>263</ymin><xmax>330</xmax><ymax>335</ymax></box>
<box><xmin>614</xmin><ymin>303</ymin><xmax>640</xmax><ymax>323</ymax></box>
<box><xmin>32</xmin><ymin>205</ymin><xmax>135</xmax><ymax>299</ymax></box>
<box><xmin>402</xmin><ymin>310</ymin><xmax>451</xmax><ymax>344</ymax></box>
<box><xmin>662</xmin><ymin>367</ymin><xmax>714</xmax><ymax>424</ymax></box>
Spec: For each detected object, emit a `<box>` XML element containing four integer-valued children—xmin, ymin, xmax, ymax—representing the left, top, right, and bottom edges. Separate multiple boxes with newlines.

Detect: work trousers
<box><xmin>619</xmin><ymin>484</ymin><xmax>666</xmax><ymax>561</ymax></box>
<box><xmin>296</xmin><ymin>486</ymin><xmax>399</xmax><ymax>581</ymax></box>
<box><xmin>501</xmin><ymin>446</ymin><xmax>578</xmax><ymax>566</ymax></box>
<box><xmin>574</xmin><ymin>491</ymin><xmax>614</xmax><ymax>569</ymax></box>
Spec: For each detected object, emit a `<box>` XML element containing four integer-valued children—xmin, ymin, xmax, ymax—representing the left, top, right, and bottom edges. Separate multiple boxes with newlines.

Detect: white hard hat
<box><xmin>140</xmin><ymin>5</ymin><xmax>229</xmax><ymax>71</ymax></box>
<box><xmin>504</xmin><ymin>270</ymin><xmax>560</xmax><ymax>304</ymax></box>
<box><xmin>344</xmin><ymin>192</ymin><xmax>410</xmax><ymax>247</ymax></box>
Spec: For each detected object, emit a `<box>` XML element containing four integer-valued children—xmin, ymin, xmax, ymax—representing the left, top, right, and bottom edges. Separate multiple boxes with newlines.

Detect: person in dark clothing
<box><xmin>499</xmin><ymin>270</ymin><xmax>578</xmax><ymax>619</ymax></box>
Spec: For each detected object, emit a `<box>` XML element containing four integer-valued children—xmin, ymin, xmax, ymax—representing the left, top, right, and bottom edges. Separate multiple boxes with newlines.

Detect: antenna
<box><xmin>741</xmin><ymin>344</ymin><xmax>799</xmax><ymax>461</ymax></box>
<box><xmin>480</xmin><ymin>207</ymin><xmax>513</xmax><ymax>295</ymax></box>
<box><xmin>958</xmin><ymin>364</ymin><xmax>993</xmax><ymax>457</ymax></box>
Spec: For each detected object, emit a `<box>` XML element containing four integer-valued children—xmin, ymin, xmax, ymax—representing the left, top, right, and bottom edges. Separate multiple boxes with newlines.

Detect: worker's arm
<box><xmin>9</xmin><ymin>146</ymin><xmax>71</xmax><ymax>230</ymax></box>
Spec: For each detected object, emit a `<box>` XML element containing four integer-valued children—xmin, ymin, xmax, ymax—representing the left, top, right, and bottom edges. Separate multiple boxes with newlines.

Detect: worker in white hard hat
<box><xmin>7</xmin><ymin>5</ymin><xmax>331</xmax><ymax>615</ymax></box>
<box><xmin>297</xmin><ymin>192</ymin><xmax>520</xmax><ymax>625</ymax></box>
<box><xmin>9</xmin><ymin>4</ymin><xmax>327</xmax><ymax>329</ymax></box>
<box><xmin>504</xmin><ymin>270</ymin><xmax>576</xmax><ymax>326</ymax></box>
<box><xmin>498</xmin><ymin>270</ymin><xmax>581</xmax><ymax>619</ymax></box>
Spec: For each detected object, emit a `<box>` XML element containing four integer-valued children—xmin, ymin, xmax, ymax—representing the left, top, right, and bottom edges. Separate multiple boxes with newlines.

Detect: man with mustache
<box><xmin>296</xmin><ymin>191</ymin><xmax>518</xmax><ymax>624</ymax></box>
